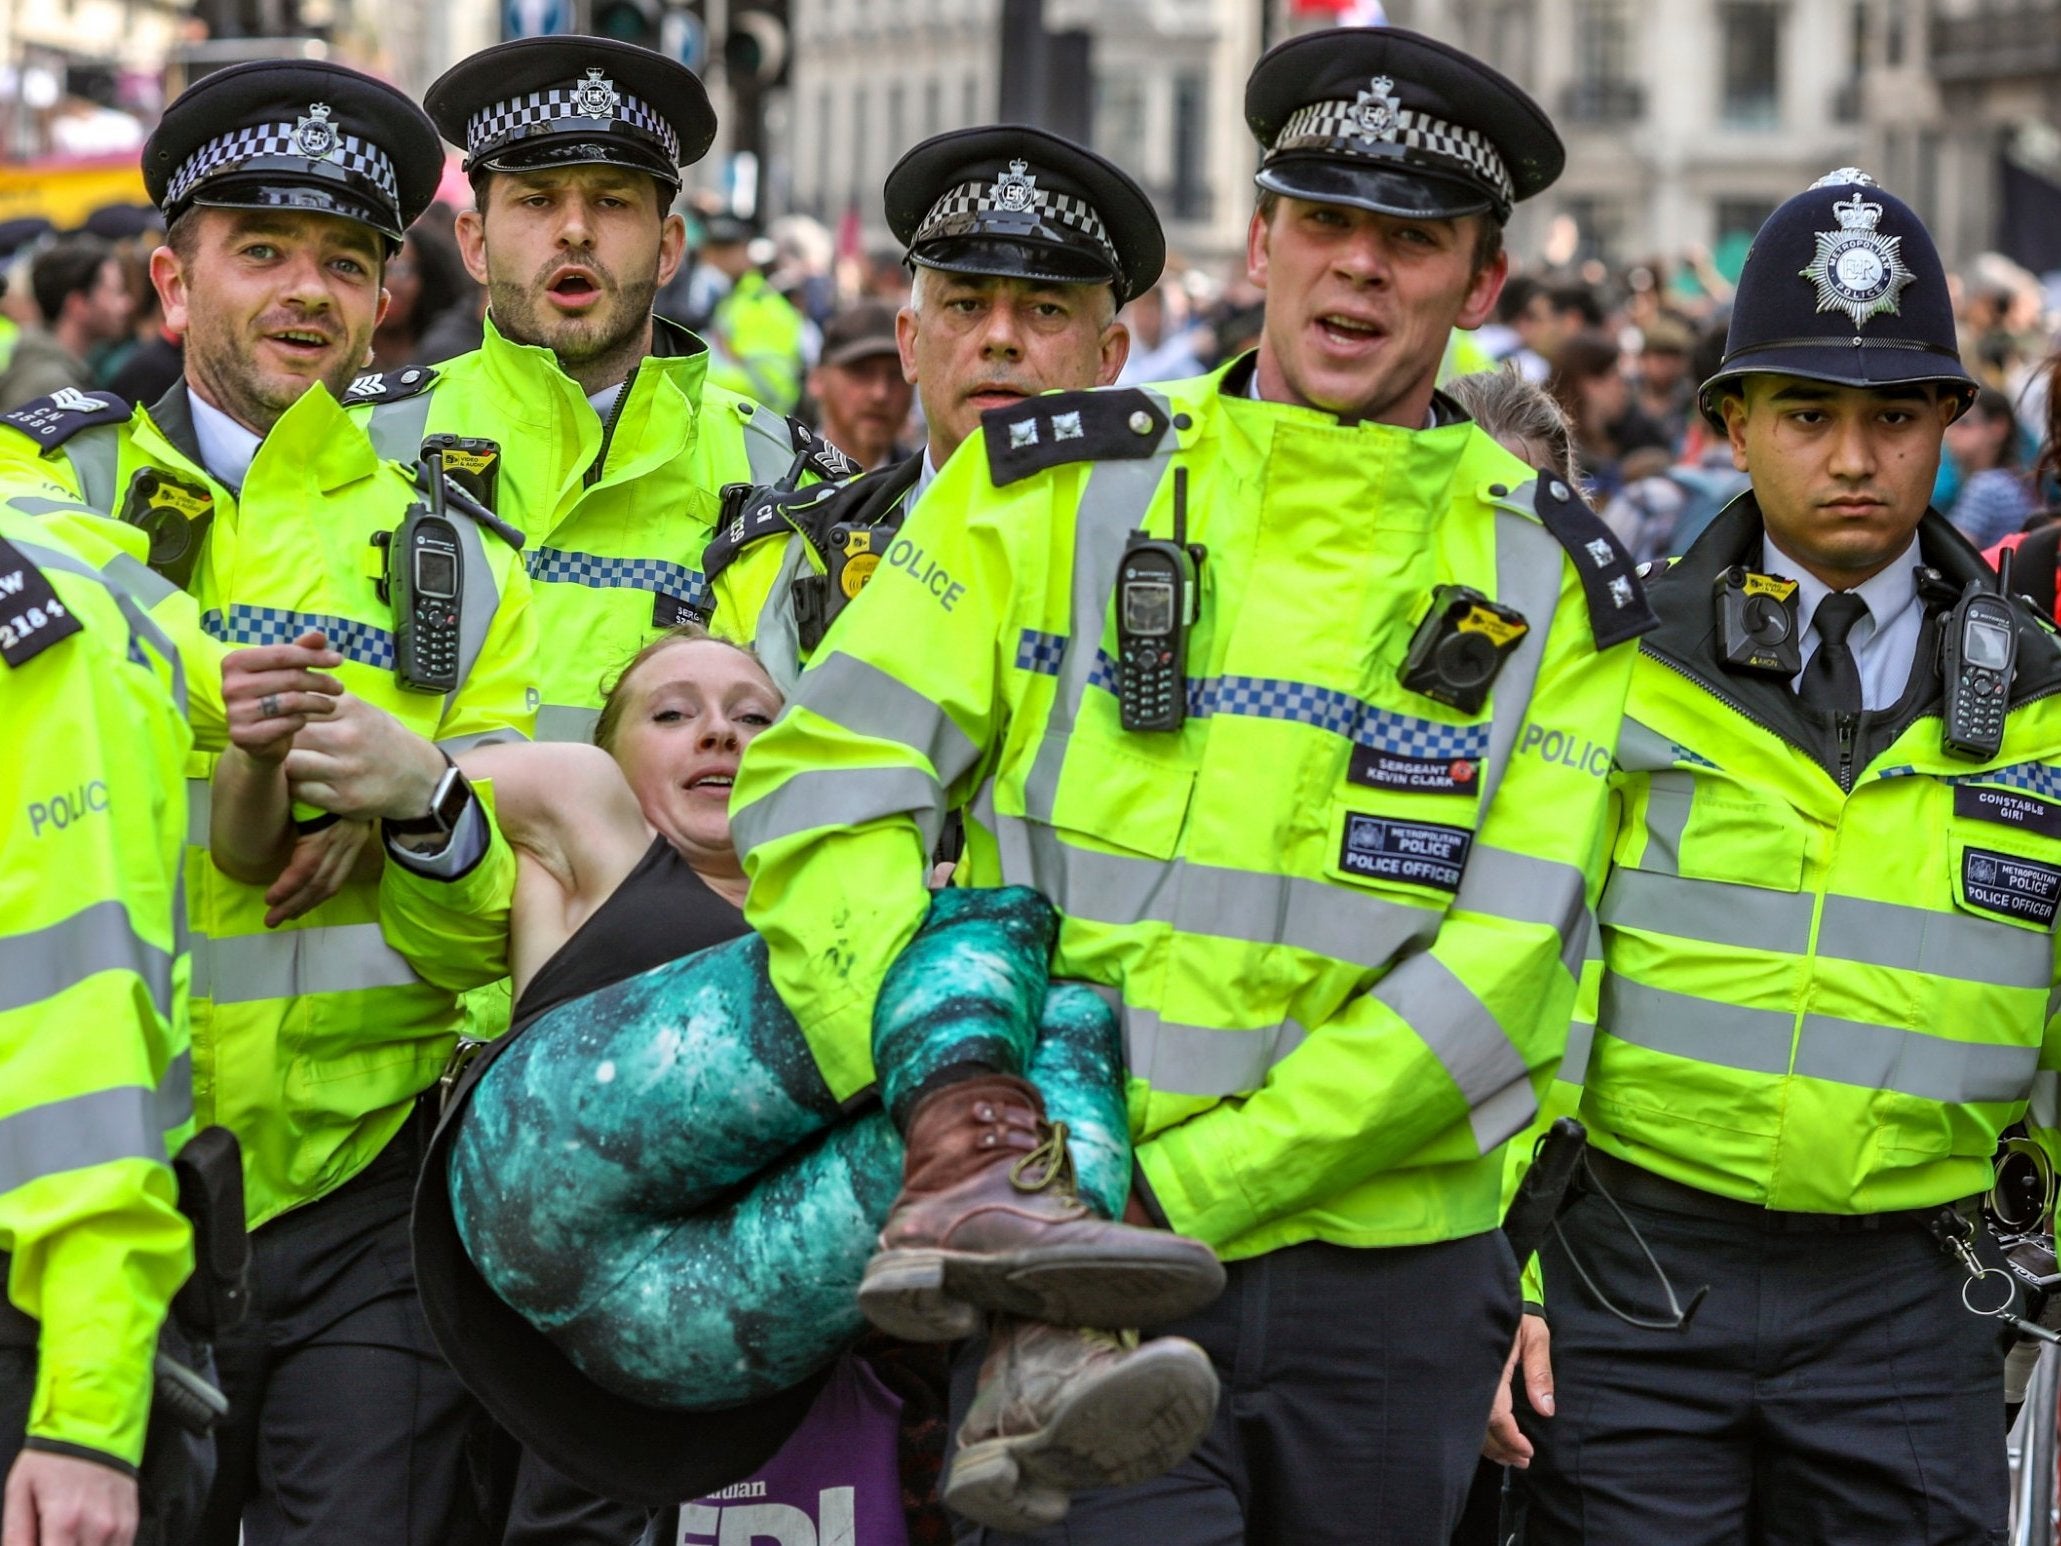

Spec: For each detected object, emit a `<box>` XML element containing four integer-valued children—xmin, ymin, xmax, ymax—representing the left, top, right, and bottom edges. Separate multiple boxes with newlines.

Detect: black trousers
<box><xmin>1520</xmin><ymin>1185</ymin><xmax>2011</xmax><ymax>1546</ymax></box>
<box><xmin>0</xmin><ymin>1318</ymin><xmax>216</xmax><ymax>1546</ymax></box>
<box><xmin>949</xmin><ymin>1233</ymin><xmax>1519</xmax><ymax>1545</ymax></box>
<box><xmin>501</xmin><ymin>1446</ymin><xmax>650</xmax><ymax>1545</ymax></box>
<box><xmin>193</xmin><ymin>1109</ymin><xmax>490</xmax><ymax>1546</ymax></box>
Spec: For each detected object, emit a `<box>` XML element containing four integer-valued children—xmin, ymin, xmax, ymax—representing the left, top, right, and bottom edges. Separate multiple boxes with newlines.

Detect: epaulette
<box><xmin>0</xmin><ymin>535</ymin><xmax>85</xmax><ymax>666</ymax></box>
<box><xmin>702</xmin><ymin>481</ymin><xmax>839</xmax><ymax>584</ymax></box>
<box><xmin>1527</xmin><ymin>470</ymin><xmax>1659</xmax><ymax>651</ymax></box>
<box><xmin>343</xmin><ymin>364</ymin><xmax>438</xmax><ymax>405</ymax></box>
<box><xmin>785</xmin><ymin>415</ymin><xmax>863</xmax><ymax>483</ymax></box>
<box><xmin>0</xmin><ymin>387</ymin><xmax>132</xmax><ymax>452</ymax></box>
<box><xmin>983</xmin><ymin>389</ymin><xmax>1171</xmax><ymax>488</ymax></box>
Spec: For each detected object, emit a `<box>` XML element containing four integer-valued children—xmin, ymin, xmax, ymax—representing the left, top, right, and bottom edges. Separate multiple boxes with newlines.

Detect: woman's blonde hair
<box><xmin>1444</xmin><ymin>365</ymin><xmax>1582</xmax><ymax>487</ymax></box>
<box><xmin>591</xmin><ymin>624</ymin><xmax>772</xmax><ymax>753</ymax></box>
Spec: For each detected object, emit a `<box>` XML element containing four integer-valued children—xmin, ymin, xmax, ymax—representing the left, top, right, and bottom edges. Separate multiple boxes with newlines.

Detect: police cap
<box><xmin>143</xmin><ymin>60</ymin><xmax>442</xmax><ymax>247</ymax></box>
<box><xmin>1700</xmin><ymin>169</ymin><xmax>1974</xmax><ymax>419</ymax></box>
<box><xmin>1245</xmin><ymin>27</ymin><xmax>1562</xmax><ymax>224</ymax></box>
<box><xmin>426</xmin><ymin>37</ymin><xmax>715</xmax><ymax>195</ymax></box>
<box><xmin>885</xmin><ymin>125</ymin><xmax>1164</xmax><ymax>306</ymax></box>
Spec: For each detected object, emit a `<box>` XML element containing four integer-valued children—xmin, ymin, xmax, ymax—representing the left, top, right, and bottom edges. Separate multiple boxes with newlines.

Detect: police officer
<box><xmin>0</xmin><ymin>502</ymin><xmax>200</xmax><ymax>1546</ymax></box>
<box><xmin>732</xmin><ymin>28</ymin><xmax>1651</xmax><ymax>1542</ymax></box>
<box><xmin>357</xmin><ymin>36</ymin><xmax>849</xmax><ymax>749</ymax></box>
<box><xmin>697</xmin><ymin>212</ymin><xmax>807</xmax><ymax>414</ymax></box>
<box><xmin>1518</xmin><ymin>172</ymin><xmax>2046</xmax><ymax>1542</ymax></box>
<box><xmin>702</xmin><ymin>124</ymin><xmax>1163</xmax><ymax>690</ymax></box>
<box><xmin>0</xmin><ymin>62</ymin><xmax>539</xmax><ymax>1546</ymax></box>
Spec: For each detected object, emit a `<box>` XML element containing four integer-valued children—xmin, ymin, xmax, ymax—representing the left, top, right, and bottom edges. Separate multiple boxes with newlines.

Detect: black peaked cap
<box><xmin>886</xmin><ymin>125</ymin><xmax>1165</xmax><ymax>305</ymax></box>
<box><xmin>427</xmin><ymin>36</ymin><xmax>715</xmax><ymax>190</ymax></box>
<box><xmin>1246</xmin><ymin>27</ymin><xmax>1563</xmax><ymax>222</ymax></box>
<box><xmin>144</xmin><ymin>60</ymin><xmax>442</xmax><ymax>244</ymax></box>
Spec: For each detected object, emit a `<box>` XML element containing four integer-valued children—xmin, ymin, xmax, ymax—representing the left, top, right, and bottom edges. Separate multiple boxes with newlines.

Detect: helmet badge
<box><xmin>1353</xmin><ymin>75</ymin><xmax>1402</xmax><ymax>141</ymax></box>
<box><xmin>1801</xmin><ymin>189</ymin><xmax>1915</xmax><ymax>330</ymax></box>
<box><xmin>993</xmin><ymin>159</ymin><xmax>1040</xmax><ymax>214</ymax></box>
<box><xmin>294</xmin><ymin>103</ymin><xmax>341</xmax><ymax>161</ymax></box>
<box><xmin>574</xmin><ymin>68</ymin><xmax>620</xmax><ymax>118</ymax></box>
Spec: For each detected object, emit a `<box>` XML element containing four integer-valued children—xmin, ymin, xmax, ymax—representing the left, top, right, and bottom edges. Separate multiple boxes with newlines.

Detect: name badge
<box><xmin>1348</xmin><ymin>745</ymin><xmax>1480</xmax><ymax>796</ymax></box>
<box><xmin>1955</xmin><ymin>784</ymin><xmax>2061</xmax><ymax>840</ymax></box>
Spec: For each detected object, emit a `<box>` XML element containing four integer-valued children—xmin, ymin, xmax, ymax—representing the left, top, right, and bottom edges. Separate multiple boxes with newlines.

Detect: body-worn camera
<box><xmin>1942</xmin><ymin>558</ymin><xmax>2017</xmax><ymax>761</ymax></box>
<box><xmin>796</xmin><ymin>515</ymin><xmax>901</xmax><ymax>652</ymax></box>
<box><xmin>119</xmin><ymin>467</ymin><xmax>215</xmax><ymax>590</ymax></box>
<box><xmin>420</xmin><ymin>433</ymin><xmax>501</xmax><ymax>513</ymax></box>
<box><xmin>374</xmin><ymin>451</ymin><xmax>464</xmax><ymax>693</ymax></box>
<box><xmin>1399</xmin><ymin>585</ymin><xmax>1528</xmax><ymax>715</ymax></box>
<box><xmin>1714</xmin><ymin>566</ymin><xmax>1802</xmax><ymax>677</ymax></box>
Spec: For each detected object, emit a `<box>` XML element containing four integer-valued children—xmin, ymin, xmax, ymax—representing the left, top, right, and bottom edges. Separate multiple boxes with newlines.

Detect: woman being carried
<box><xmin>210</xmin><ymin>625</ymin><xmax>1223</xmax><ymax>1534</ymax></box>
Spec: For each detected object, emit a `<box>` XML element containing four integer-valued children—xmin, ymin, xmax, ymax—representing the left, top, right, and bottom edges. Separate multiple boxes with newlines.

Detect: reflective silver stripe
<box><xmin>1599</xmin><ymin>977</ymin><xmax>1794</xmax><ymax>1073</ymax></box>
<box><xmin>187</xmin><ymin>777</ymin><xmax>211</xmax><ymax>847</ymax></box>
<box><xmin>1371</xmin><ymin>951</ymin><xmax>1533</xmax><ymax>1152</ymax></box>
<box><xmin>1600</xmin><ymin>868</ymin><xmax>1813</xmax><ymax>955</ymax></box>
<box><xmin>1637</xmin><ymin>773</ymin><xmax>1696</xmax><ymax>875</ymax></box>
<box><xmin>1615</xmin><ymin>716</ymin><xmax>1679</xmax><ymax>774</ymax></box>
<box><xmin>363</xmin><ymin>394</ymin><xmax>436</xmax><ymax>465</ymax></box>
<box><xmin>731</xmin><ymin>765</ymin><xmax>945</xmax><ymax>857</ymax></box>
<box><xmin>1458</xmin><ymin>843</ymin><xmax>1589</xmax><ymax>975</ymax></box>
<box><xmin>1126</xmin><ymin>1009</ymin><xmax>1308</xmax><ymax>1098</ymax></box>
<box><xmin>2032</xmin><ymin>1069</ymin><xmax>2061</xmax><ymax>1129</ymax></box>
<box><xmin>0</xmin><ymin>1085</ymin><xmax>164</xmax><ymax>1194</ymax></box>
<box><xmin>12</xmin><ymin>533</ymin><xmax>188</xmax><ymax>715</ymax></box>
<box><xmin>1474</xmin><ymin>482</ymin><xmax>1561</xmax><ymax>811</ymax></box>
<box><xmin>740</xmin><ymin>411</ymin><xmax>800</xmax><ymax>484</ymax></box>
<box><xmin>0</xmin><ymin>900</ymin><xmax>173</xmax><ymax>1021</ymax></box>
<box><xmin>103</xmin><ymin>550</ymin><xmax>178</xmax><ymax>609</ymax></box>
<box><xmin>1022</xmin><ymin>391</ymin><xmax>1173</xmax><ymax>822</ymax></box>
<box><xmin>157</xmin><ymin>1047</ymin><xmax>194</xmax><ymax>1133</ymax></box>
<box><xmin>443</xmin><ymin>513</ymin><xmax>502</xmax><ymax>717</ymax></box>
<box><xmin>804</xmin><ymin>650</ymin><xmax>983</xmax><ymax>790</ymax></box>
<box><xmin>1558</xmin><ymin>1015</ymin><xmax>1595</xmax><ymax>1084</ymax></box>
<box><xmin>438</xmin><ymin>726</ymin><xmax>529</xmax><ymax>755</ymax></box>
<box><xmin>62</xmin><ymin>433</ymin><xmax>120</xmax><ymax>517</ymax></box>
<box><xmin>1792</xmin><ymin>1014</ymin><xmax>2037</xmax><ymax>1103</ymax></box>
<box><xmin>753</xmin><ymin>537</ymin><xmax>813</xmax><ymax>696</ymax></box>
<box><xmin>536</xmin><ymin>704</ymin><xmax>602</xmax><ymax>744</ymax></box>
<box><xmin>1816</xmin><ymin>894</ymin><xmax>2054</xmax><ymax>990</ymax></box>
<box><xmin>187</xmin><ymin>922</ymin><xmax>421</xmax><ymax>1005</ymax></box>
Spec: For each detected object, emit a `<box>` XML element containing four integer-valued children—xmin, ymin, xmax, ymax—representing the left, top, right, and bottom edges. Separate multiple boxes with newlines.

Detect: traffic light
<box><xmin>724</xmin><ymin>0</ymin><xmax>789</xmax><ymax>90</ymax></box>
<box><xmin>591</xmin><ymin>0</ymin><xmax>659</xmax><ymax>47</ymax></box>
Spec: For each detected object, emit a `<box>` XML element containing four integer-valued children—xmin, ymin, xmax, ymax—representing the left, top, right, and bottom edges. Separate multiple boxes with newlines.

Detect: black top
<box><xmin>513</xmin><ymin>835</ymin><xmax>746</xmax><ymax>1032</ymax></box>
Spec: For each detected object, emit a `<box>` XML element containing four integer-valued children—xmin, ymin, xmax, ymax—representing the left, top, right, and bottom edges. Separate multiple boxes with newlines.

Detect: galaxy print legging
<box><xmin>449</xmin><ymin>886</ymin><xmax>1129</xmax><ymax>1411</ymax></box>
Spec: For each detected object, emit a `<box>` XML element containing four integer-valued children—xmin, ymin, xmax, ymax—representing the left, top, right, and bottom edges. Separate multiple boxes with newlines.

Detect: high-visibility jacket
<box><xmin>1438</xmin><ymin>328</ymin><xmax>1498</xmax><ymax>386</ymax></box>
<box><xmin>704</xmin><ymin>271</ymin><xmax>806</xmax><ymax>415</ymax></box>
<box><xmin>1567</xmin><ymin>498</ymin><xmax>2061</xmax><ymax>1215</ymax></box>
<box><xmin>0</xmin><ymin>500</ymin><xmax>193</xmax><ymax>1468</ymax></box>
<box><xmin>350</xmin><ymin>314</ymin><xmax>839</xmax><ymax>745</ymax></box>
<box><xmin>0</xmin><ymin>382</ymin><xmax>538</xmax><ymax>1228</ymax></box>
<box><xmin>733</xmin><ymin>360</ymin><xmax>1652</xmax><ymax>1261</ymax></box>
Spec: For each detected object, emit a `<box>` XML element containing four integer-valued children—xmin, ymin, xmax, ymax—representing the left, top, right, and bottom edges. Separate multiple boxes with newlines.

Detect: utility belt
<box><xmin>1585</xmin><ymin>1150</ymin><xmax>1978</xmax><ymax>1236</ymax></box>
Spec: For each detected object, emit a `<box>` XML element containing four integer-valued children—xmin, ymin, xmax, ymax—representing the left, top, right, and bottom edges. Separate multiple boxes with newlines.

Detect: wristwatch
<box><xmin>385</xmin><ymin>750</ymin><xmax>473</xmax><ymax>840</ymax></box>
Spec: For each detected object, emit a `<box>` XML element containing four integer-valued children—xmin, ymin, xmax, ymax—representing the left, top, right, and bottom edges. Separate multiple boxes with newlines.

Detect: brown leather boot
<box><xmin>944</xmin><ymin>1318</ymin><xmax>1219</xmax><ymax>1533</ymax></box>
<box><xmin>857</xmin><ymin>1075</ymin><xmax>1225</xmax><ymax>1341</ymax></box>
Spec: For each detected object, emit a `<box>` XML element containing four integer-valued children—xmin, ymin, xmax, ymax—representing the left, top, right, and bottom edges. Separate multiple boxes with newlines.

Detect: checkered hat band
<box><xmin>467</xmin><ymin>86</ymin><xmax>680</xmax><ymax>166</ymax></box>
<box><xmin>167</xmin><ymin>123</ymin><xmax>400</xmax><ymax>212</ymax></box>
<box><xmin>1273</xmin><ymin>99</ymin><xmax>1514</xmax><ymax>205</ymax></box>
<box><xmin>917</xmin><ymin>178</ymin><xmax>1119</xmax><ymax>269</ymax></box>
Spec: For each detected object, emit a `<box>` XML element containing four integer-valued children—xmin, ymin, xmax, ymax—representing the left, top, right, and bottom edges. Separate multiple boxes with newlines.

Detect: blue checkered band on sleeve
<box><xmin>1086</xmin><ymin>652</ymin><xmax>1492</xmax><ymax>760</ymax></box>
<box><xmin>1015</xmin><ymin>628</ymin><xmax>1068</xmax><ymax>676</ymax></box>
<box><xmin>1272</xmin><ymin>98</ymin><xmax>1514</xmax><ymax>207</ymax></box>
<box><xmin>166</xmin><ymin>122</ymin><xmax>401</xmax><ymax>212</ymax></box>
<box><xmin>203</xmin><ymin>605</ymin><xmax>397</xmax><ymax>671</ymax></box>
<box><xmin>917</xmin><ymin>178</ymin><xmax>1120</xmax><ymax>273</ymax></box>
<box><xmin>466</xmin><ymin>84</ymin><xmax>681</xmax><ymax>166</ymax></box>
<box><xmin>525</xmin><ymin>546</ymin><xmax>708</xmax><ymax>607</ymax></box>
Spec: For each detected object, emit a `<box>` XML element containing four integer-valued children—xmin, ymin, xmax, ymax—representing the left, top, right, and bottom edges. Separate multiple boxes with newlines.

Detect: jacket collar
<box><xmin>475</xmin><ymin>309</ymin><xmax>712</xmax><ymax>419</ymax></box>
<box><xmin>136</xmin><ymin>379</ymin><xmax>379</xmax><ymax>500</ymax></box>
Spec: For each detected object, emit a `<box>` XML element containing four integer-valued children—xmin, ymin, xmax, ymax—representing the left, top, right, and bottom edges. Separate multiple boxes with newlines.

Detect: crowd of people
<box><xmin>9</xmin><ymin>17</ymin><xmax>2061</xmax><ymax>1546</ymax></box>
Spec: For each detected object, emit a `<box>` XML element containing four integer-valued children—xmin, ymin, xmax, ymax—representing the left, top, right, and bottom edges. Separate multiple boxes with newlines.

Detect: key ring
<box><xmin>1962</xmin><ymin>1265</ymin><xmax>2017</xmax><ymax>1319</ymax></box>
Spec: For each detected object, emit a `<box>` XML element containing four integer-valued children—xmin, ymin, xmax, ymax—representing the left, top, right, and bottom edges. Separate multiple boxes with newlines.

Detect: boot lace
<box><xmin>1008</xmin><ymin>1120</ymin><xmax>1078</xmax><ymax>1195</ymax></box>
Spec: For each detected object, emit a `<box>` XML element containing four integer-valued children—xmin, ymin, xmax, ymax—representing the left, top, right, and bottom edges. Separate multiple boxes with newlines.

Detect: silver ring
<box><xmin>261</xmin><ymin>694</ymin><xmax>282</xmax><ymax>719</ymax></box>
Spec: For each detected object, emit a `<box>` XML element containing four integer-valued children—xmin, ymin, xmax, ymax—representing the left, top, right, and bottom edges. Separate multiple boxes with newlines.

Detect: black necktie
<box><xmin>1799</xmin><ymin>592</ymin><xmax>1867</xmax><ymax>715</ymax></box>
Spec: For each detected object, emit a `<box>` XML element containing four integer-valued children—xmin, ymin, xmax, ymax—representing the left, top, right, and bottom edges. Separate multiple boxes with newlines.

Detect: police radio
<box><xmin>374</xmin><ymin>448</ymin><xmax>464</xmax><ymax>694</ymax></box>
<box><xmin>1399</xmin><ymin>586</ymin><xmax>1529</xmax><ymax>715</ymax></box>
<box><xmin>418</xmin><ymin>433</ymin><xmax>501</xmax><ymax>513</ymax></box>
<box><xmin>1115</xmin><ymin>467</ymin><xmax>1204</xmax><ymax>732</ymax></box>
<box><xmin>1715</xmin><ymin>566</ymin><xmax>1803</xmax><ymax>678</ymax></box>
<box><xmin>1942</xmin><ymin>547</ymin><xmax>2017</xmax><ymax>762</ymax></box>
